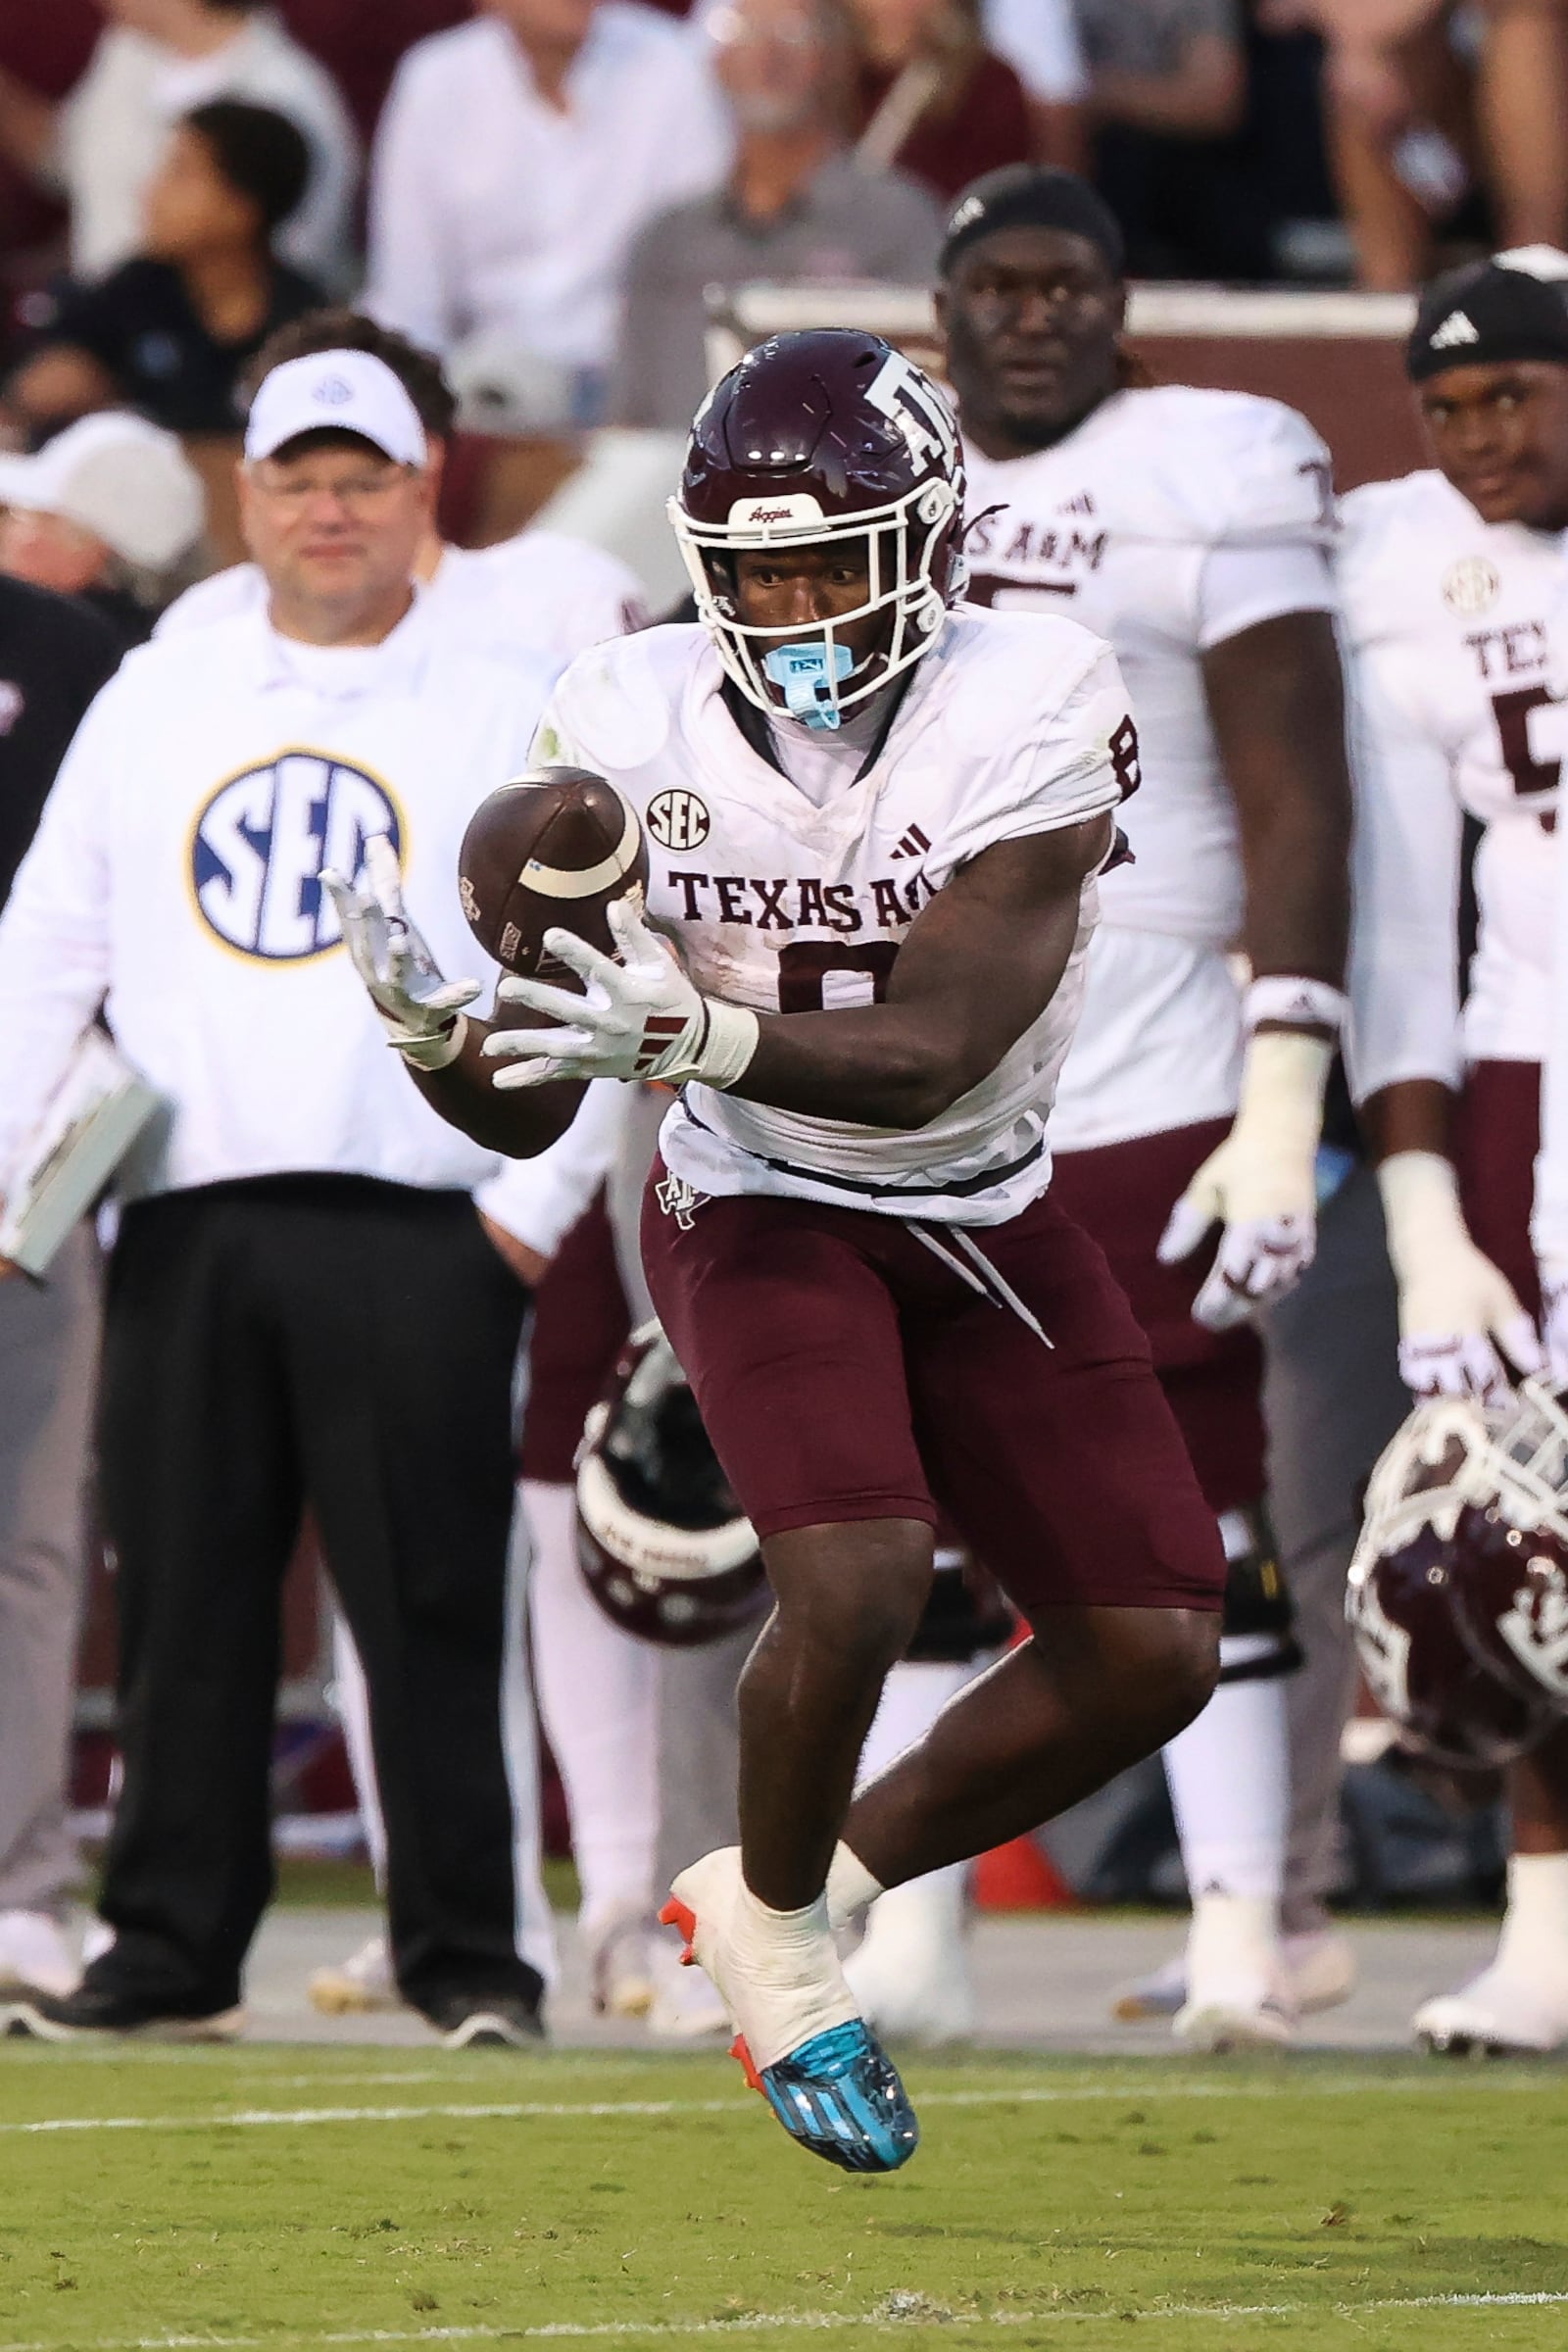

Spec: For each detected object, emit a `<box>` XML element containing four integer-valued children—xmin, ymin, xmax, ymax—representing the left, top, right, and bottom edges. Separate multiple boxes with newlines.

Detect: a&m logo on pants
<box><xmin>191</xmin><ymin>751</ymin><xmax>404</xmax><ymax>960</ymax></box>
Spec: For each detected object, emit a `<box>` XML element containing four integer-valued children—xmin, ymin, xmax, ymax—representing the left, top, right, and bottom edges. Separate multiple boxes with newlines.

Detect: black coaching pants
<box><xmin>94</xmin><ymin>1175</ymin><xmax>531</xmax><ymax>2016</ymax></box>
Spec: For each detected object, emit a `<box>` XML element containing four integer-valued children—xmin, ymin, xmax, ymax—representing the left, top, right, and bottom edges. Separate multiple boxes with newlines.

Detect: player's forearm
<box><xmin>1240</xmin><ymin>789</ymin><xmax>1351</xmax><ymax>990</ymax></box>
<box><xmin>728</xmin><ymin>1005</ymin><xmax>989</xmax><ymax>1131</ymax></box>
<box><xmin>1359</xmin><ymin>1076</ymin><xmax>1456</xmax><ymax>1165</ymax></box>
<box><xmin>1206</xmin><ymin>611</ymin><xmax>1352</xmax><ymax>989</ymax></box>
<box><xmin>409</xmin><ymin>1018</ymin><xmax>586</xmax><ymax>1157</ymax></box>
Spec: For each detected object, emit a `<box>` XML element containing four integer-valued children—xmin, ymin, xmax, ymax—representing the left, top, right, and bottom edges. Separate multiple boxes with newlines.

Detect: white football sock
<box><xmin>857</xmin><ymin>1657</ymin><xmax>975</xmax><ymax>1785</ymax></box>
<box><xmin>330</xmin><ymin>1613</ymin><xmax>387</xmax><ymax>1888</ymax></box>
<box><xmin>1496</xmin><ymin>1851</ymin><xmax>1568</xmax><ymax>1974</ymax></box>
<box><xmin>1164</xmin><ymin>1667</ymin><xmax>1289</xmax><ymax>1907</ymax></box>
<box><xmin>522</xmin><ymin>1477</ymin><xmax>658</xmax><ymax>1929</ymax></box>
<box><xmin>825</xmin><ymin>1841</ymin><xmax>884</xmax><ymax>1929</ymax></box>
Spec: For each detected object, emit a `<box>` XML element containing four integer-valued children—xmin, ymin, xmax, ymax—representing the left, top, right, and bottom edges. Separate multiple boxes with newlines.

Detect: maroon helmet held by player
<box><xmin>1347</xmin><ymin>1392</ymin><xmax>1567</xmax><ymax>1769</ymax></box>
<box><xmin>575</xmin><ymin>1322</ymin><xmax>768</xmax><ymax>1647</ymax></box>
<box><xmin>669</xmin><ymin>327</ymin><xmax>966</xmax><ymax>730</ymax></box>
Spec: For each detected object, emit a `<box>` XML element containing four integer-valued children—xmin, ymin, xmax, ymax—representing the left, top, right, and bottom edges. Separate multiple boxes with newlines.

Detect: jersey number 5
<box><xmin>777</xmin><ymin>940</ymin><xmax>901</xmax><ymax>1011</ymax></box>
<box><xmin>1493</xmin><ymin>685</ymin><xmax>1561</xmax><ymax>831</ymax></box>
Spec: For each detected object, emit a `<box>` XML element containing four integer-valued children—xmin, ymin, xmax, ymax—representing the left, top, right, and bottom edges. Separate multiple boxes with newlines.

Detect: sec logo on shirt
<box><xmin>191</xmin><ymin>750</ymin><xmax>404</xmax><ymax>960</ymax></box>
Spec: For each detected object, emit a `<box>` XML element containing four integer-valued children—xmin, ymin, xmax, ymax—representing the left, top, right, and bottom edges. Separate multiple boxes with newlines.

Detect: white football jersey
<box><xmin>962</xmin><ymin>386</ymin><xmax>1335</xmax><ymax>1149</ymax></box>
<box><xmin>1338</xmin><ymin>467</ymin><xmax>1562</xmax><ymax>1098</ymax></box>
<box><xmin>0</xmin><ymin>596</ymin><xmax>552</xmax><ymax>1197</ymax></box>
<box><xmin>157</xmin><ymin>528</ymin><xmax>646</xmax><ymax>677</ymax></box>
<box><xmin>531</xmin><ymin>610</ymin><xmax>1137</xmax><ymax>1225</ymax></box>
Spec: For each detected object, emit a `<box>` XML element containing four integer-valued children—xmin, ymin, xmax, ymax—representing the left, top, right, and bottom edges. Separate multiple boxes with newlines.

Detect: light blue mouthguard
<box><xmin>762</xmin><ymin>641</ymin><xmax>855</xmax><ymax>731</ymax></box>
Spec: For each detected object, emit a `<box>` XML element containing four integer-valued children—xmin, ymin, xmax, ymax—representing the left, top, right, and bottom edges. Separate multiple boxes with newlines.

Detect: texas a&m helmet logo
<box><xmin>191</xmin><ymin>750</ymin><xmax>403</xmax><ymax>960</ymax></box>
<box><xmin>647</xmin><ymin>787</ymin><xmax>710</xmax><ymax>852</ymax></box>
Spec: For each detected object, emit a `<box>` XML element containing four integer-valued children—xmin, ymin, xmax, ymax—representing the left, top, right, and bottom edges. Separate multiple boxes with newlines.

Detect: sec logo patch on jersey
<box><xmin>647</xmin><ymin>787</ymin><xmax>710</xmax><ymax>851</ymax></box>
<box><xmin>191</xmin><ymin>750</ymin><xmax>403</xmax><ymax>960</ymax></box>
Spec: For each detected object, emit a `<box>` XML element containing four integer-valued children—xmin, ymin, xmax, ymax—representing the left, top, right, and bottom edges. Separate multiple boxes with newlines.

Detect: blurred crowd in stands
<box><xmin>0</xmin><ymin>0</ymin><xmax>1565</xmax><ymax>483</ymax></box>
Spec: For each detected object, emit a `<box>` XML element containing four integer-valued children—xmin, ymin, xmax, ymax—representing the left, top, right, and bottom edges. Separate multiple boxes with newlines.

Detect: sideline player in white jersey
<box><xmin>937</xmin><ymin>168</ymin><xmax>1355</xmax><ymax>2045</ymax></box>
<box><xmin>329</xmin><ymin>327</ymin><xmax>1227</xmax><ymax>2172</ymax></box>
<box><xmin>156</xmin><ymin>308</ymin><xmax>646</xmax><ymax>676</ymax></box>
<box><xmin>1342</xmin><ymin>249</ymin><xmax>1568</xmax><ymax>2057</ymax></box>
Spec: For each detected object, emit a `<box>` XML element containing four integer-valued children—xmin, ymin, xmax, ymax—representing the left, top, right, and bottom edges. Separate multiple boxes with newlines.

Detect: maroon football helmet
<box><xmin>576</xmin><ymin>1322</ymin><xmax>768</xmax><ymax>1648</ymax></box>
<box><xmin>670</xmin><ymin>328</ymin><xmax>965</xmax><ymax>727</ymax></box>
<box><xmin>1347</xmin><ymin>1393</ymin><xmax>1566</xmax><ymax>1768</ymax></box>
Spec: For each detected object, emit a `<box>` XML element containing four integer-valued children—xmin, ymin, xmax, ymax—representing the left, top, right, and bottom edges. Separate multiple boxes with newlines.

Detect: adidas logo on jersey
<box><xmin>889</xmin><ymin>823</ymin><xmax>931</xmax><ymax>861</ymax></box>
<box><xmin>1429</xmin><ymin>309</ymin><xmax>1481</xmax><ymax>351</ymax></box>
<box><xmin>1056</xmin><ymin>491</ymin><xmax>1097</xmax><ymax>517</ymax></box>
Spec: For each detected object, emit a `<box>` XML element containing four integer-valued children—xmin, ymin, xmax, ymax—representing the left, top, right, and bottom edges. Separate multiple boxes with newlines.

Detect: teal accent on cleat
<box><xmin>757</xmin><ymin>2020</ymin><xmax>919</xmax><ymax>2172</ymax></box>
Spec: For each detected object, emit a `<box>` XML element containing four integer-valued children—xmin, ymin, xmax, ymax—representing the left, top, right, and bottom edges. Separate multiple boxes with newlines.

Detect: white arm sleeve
<box><xmin>1196</xmin><ymin>539</ymin><xmax>1336</xmax><ymax>652</ymax></box>
<box><xmin>1343</xmin><ymin>647</ymin><xmax>1465</xmax><ymax>1104</ymax></box>
<box><xmin>365</xmin><ymin>53</ymin><xmax>462</xmax><ymax>353</ymax></box>
<box><xmin>0</xmin><ymin>695</ymin><xmax>116</xmax><ymax>1179</ymax></box>
<box><xmin>473</xmin><ymin>1080</ymin><xmax>630</xmax><ymax>1259</ymax></box>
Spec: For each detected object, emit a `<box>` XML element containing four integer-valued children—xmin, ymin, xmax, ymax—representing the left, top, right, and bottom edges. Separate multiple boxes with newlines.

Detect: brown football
<box><xmin>458</xmin><ymin>767</ymin><xmax>649</xmax><ymax>977</ymax></box>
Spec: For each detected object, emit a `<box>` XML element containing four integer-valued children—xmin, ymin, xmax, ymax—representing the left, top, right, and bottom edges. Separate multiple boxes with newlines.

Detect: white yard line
<box><xmin>0</xmin><ymin>2072</ymin><xmax>1556</xmax><ymax>2138</ymax></box>
<box><xmin>2</xmin><ymin>2288</ymin><xmax>1568</xmax><ymax>2350</ymax></box>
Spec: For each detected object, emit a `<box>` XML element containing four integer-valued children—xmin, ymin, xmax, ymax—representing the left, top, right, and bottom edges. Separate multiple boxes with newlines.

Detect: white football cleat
<box><xmin>0</xmin><ymin>1910</ymin><xmax>79</xmax><ymax>2001</ymax></box>
<box><xmin>1283</xmin><ymin>1927</ymin><xmax>1356</xmax><ymax>2015</ymax></box>
<box><xmin>843</xmin><ymin>1872</ymin><xmax>975</xmax><ymax>2045</ymax></box>
<box><xmin>307</xmin><ymin>1933</ymin><xmax>401</xmax><ymax>2016</ymax></box>
<box><xmin>1414</xmin><ymin>1957</ymin><xmax>1568</xmax><ymax>2056</ymax></box>
<box><xmin>1173</xmin><ymin>1892</ymin><xmax>1297</xmax><ymax>2052</ymax></box>
<box><xmin>647</xmin><ymin>1934</ymin><xmax>730</xmax><ymax>2038</ymax></box>
<box><xmin>582</xmin><ymin>1904</ymin><xmax>656</xmax><ymax>2020</ymax></box>
<box><xmin>1112</xmin><ymin>1925</ymin><xmax>1355</xmax><ymax>2023</ymax></box>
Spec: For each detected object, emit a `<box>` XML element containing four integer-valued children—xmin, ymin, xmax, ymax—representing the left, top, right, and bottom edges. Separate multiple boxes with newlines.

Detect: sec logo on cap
<box><xmin>647</xmin><ymin>787</ymin><xmax>710</xmax><ymax>852</ymax></box>
<box><xmin>191</xmin><ymin>751</ymin><xmax>403</xmax><ymax>960</ymax></box>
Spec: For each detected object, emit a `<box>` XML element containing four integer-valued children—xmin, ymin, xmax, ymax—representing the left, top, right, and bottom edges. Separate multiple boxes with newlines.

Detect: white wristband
<box><xmin>1244</xmin><ymin>975</ymin><xmax>1348</xmax><ymax>1035</ymax></box>
<box><xmin>387</xmin><ymin>1012</ymin><xmax>468</xmax><ymax>1072</ymax></box>
<box><xmin>666</xmin><ymin>999</ymin><xmax>759</xmax><ymax>1091</ymax></box>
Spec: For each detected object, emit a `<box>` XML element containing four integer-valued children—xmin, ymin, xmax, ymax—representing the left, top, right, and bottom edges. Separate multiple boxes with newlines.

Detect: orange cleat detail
<box><xmin>660</xmin><ymin>1895</ymin><xmax>698</xmax><ymax>1966</ymax></box>
<box><xmin>729</xmin><ymin>2033</ymin><xmax>764</xmax><ymax>2094</ymax></box>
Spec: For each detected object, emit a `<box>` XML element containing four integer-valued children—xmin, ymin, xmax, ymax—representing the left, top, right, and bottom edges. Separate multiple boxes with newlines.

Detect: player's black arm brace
<box><xmin>724</xmin><ymin>814</ymin><xmax>1114</xmax><ymax>1130</ymax></box>
<box><xmin>1202</xmin><ymin>609</ymin><xmax>1352</xmax><ymax>1003</ymax></box>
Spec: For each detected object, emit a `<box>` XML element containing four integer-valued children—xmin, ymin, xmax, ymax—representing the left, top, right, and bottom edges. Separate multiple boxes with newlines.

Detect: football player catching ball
<box><xmin>331</xmin><ymin>325</ymin><xmax>1226</xmax><ymax>2173</ymax></box>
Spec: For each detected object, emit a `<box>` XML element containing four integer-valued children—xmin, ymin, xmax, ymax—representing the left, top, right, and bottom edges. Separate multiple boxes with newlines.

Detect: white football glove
<box><xmin>1379</xmin><ymin>1151</ymin><xmax>1543</xmax><ymax>1402</ymax></box>
<box><xmin>320</xmin><ymin>834</ymin><xmax>480</xmax><ymax>1071</ymax></box>
<box><xmin>1157</xmin><ymin>1030</ymin><xmax>1332</xmax><ymax>1330</ymax></box>
<box><xmin>482</xmin><ymin>894</ymin><xmax>759</xmax><ymax>1091</ymax></box>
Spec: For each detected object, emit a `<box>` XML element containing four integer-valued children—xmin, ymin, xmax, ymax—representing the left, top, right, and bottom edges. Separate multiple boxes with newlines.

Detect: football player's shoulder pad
<box><xmin>938</xmin><ymin>605</ymin><xmax>1111</xmax><ymax>760</ymax></box>
<box><xmin>1118</xmin><ymin>384</ymin><xmax>1331</xmax><ymax>546</ymax></box>
<box><xmin>1335</xmin><ymin>469</ymin><xmax>1465</xmax><ymax>648</ymax></box>
<box><xmin>540</xmin><ymin>621</ymin><xmax>694</xmax><ymax>771</ymax></box>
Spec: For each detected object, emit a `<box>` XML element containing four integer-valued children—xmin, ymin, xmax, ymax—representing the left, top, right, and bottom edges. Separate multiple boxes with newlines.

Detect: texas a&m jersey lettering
<box><xmin>662</xmin><ymin>869</ymin><xmax>937</xmax><ymax>931</ymax></box>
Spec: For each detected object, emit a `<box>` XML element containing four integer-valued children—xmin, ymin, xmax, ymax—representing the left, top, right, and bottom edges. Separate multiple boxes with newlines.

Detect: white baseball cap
<box><xmin>244</xmin><ymin>348</ymin><xmax>428</xmax><ymax>467</ymax></box>
<box><xmin>0</xmin><ymin>411</ymin><xmax>206</xmax><ymax>569</ymax></box>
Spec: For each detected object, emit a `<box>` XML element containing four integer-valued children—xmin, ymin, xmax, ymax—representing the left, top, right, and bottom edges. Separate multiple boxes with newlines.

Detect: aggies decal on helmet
<box><xmin>669</xmin><ymin>328</ymin><xmax>966</xmax><ymax>729</ymax></box>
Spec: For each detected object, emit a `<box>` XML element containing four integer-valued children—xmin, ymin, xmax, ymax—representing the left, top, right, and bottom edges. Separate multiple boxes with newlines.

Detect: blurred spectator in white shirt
<box><xmin>0</xmin><ymin>1</ymin><xmax>358</xmax><ymax>293</ymax></box>
<box><xmin>367</xmin><ymin>0</ymin><xmax>732</xmax><ymax>427</ymax></box>
<box><xmin>0</xmin><ymin>410</ymin><xmax>206</xmax><ymax>644</ymax></box>
<box><xmin>982</xmin><ymin>0</ymin><xmax>1088</xmax><ymax>165</ymax></box>
<box><xmin>612</xmin><ymin>0</ymin><xmax>941</xmax><ymax>432</ymax></box>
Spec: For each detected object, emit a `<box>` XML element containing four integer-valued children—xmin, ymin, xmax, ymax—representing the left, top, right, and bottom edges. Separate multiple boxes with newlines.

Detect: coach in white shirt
<box><xmin>367</xmin><ymin>0</ymin><xmax>731</xmax><ymax>416</ymax></box>
<box><xmin>0</xmin><ymin>349</ymin><xmax>556</xmax><ymax>2046</ymax></box>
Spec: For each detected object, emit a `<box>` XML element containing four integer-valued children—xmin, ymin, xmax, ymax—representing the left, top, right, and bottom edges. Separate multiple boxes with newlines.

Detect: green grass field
<box><xmin>3</xmin><ymin>2043</ymin><xmax>1567</xmax><ymax>2352</ymax></box>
